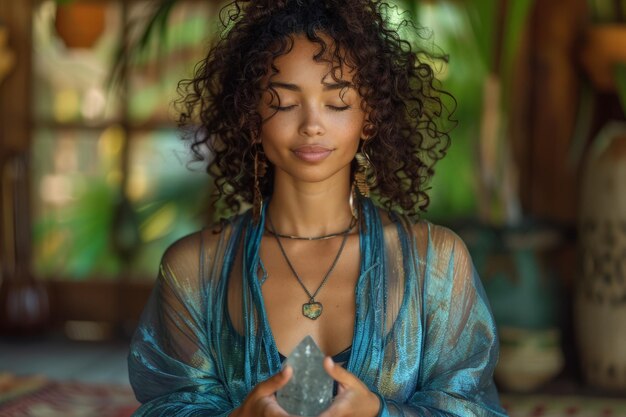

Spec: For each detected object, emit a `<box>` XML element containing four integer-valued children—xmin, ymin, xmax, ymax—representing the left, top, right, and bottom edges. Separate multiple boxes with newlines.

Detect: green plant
<box><xmin>396</xmin><ymin>0</ymin><xmax>535</xmax><ymax>224</ymax></box>
<box><xmin>459</xmin><ymin>0</ymin><xmax>535</xmax><ymax>225</ymax></box>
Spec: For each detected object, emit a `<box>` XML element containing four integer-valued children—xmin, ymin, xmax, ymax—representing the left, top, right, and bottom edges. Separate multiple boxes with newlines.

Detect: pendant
<box><xmin>302</xmin><ymin>300</ymin><xmax>323</xmax><ymax>320</ymax></box>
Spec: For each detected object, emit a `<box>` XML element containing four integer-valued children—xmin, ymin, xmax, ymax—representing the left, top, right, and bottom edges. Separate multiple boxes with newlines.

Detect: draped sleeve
<box><xmin>128</xmin><ymin>228</ymin><xmax>235</xmax><ymax>417</ymax></box>
<box><xmin>377</xmin><ymin>223</ymin><xmax>507</xmax><ymax>417</ymax></box>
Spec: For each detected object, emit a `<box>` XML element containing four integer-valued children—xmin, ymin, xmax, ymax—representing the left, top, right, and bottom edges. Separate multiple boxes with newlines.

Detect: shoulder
<box><xmin>391</xmin><ymin>214</ymin><xmax>473</xmax><ymax>272</ymax></box>
<box><xmin>415</xmin><ymin>220</ymin><xmax>469</xmax><ymax>253</ymax></box>
<box><xmin>160</xmin><ymin>215</ymin><xmax>245</xmax><ymax>273</ymax></box>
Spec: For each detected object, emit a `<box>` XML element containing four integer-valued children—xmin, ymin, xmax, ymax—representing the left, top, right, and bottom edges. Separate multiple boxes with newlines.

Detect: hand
<box><xmin>230</xmin><ymin>366</ymin><xmax>296</xmax><ymax>417</ymax></box>
<box><xmin>318</xmin><ymin>357</ymin><xmax>381</xmax><ymax>417</ymax></box>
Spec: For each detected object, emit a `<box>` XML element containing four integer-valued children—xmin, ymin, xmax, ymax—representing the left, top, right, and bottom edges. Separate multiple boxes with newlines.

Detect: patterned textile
<box><xmin>129</xmin><ymin>198</ymin><xmax>507</xmax><ymax>416</ymax></box>
<box><xmin>0</xmin><ymin>379</ymin><xmax>138</xmax><ymax>417</ymax></box>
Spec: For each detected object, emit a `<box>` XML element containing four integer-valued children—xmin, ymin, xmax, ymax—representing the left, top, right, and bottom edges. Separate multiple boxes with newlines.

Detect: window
<box><xmin>5</xmin><ymin>0</ymin><xmax>225</xmax><ymax>332</ymax></box>
<box><xmin>32</xmin><ymin>0</ymin><xmax>218</xmax><ymax>282</ymax></box>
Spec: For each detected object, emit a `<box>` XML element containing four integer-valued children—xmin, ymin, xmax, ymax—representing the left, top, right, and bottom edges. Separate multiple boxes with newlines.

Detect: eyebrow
<box><xmin>268</xmin><ymin>81</ymin><xmax>353</xmax><ymax>92</ymax></box>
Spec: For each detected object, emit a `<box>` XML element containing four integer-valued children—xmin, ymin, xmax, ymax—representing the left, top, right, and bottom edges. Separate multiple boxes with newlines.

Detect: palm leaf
<box><xmin>461</xmin><ymin>0</ymin><xmax>498</xmax><ymax>71</ymax></box>
<box><xmin>500</xmin><ymin>0</ymin><xmax>534</xmax><ymax>87</ymax></box>
<box><xmin>108</xmin><ymin>0</ymin><xmax>178</xmax><ymax>90</ymax></box>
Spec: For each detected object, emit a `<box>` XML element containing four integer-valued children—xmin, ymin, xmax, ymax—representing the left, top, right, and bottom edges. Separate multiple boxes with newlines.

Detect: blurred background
<box><xmin>1</xmin><ymin>0</ymin><xmax>626</xmax><ymax>415</ymax></box>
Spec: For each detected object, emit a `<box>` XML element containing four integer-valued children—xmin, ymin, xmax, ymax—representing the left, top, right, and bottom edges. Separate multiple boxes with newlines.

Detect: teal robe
<box><xmin>129</xmin><ymin>198</ymin><xmax>508</xmax><ymax>416</ymax></box>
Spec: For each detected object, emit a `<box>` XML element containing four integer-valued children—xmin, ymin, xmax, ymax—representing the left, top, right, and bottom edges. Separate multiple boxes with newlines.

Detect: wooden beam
<box><xmin>526</xmin><ymin>0</ymin><xmax>587</xmax><ymax>223</ymax></box>
<box><xmin>47</xmin><ymin>280</ymin><xmax>152</xmax><ymax>324</ymax></box>
<box><xmin>0</xmin><ymin>1</ymin><xmax>33</xmax><ymax>282</ymax></box>
<box><xmin>0</xmin><ymin>1</ymin><xmax>32</xmax><ymax>155</ymax></box>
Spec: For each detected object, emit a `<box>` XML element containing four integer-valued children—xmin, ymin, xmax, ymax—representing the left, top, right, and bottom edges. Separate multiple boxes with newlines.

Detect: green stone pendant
<box><xmin>302</xmin><ymin>301</ymin><xmax>323</xmax><ymax>320</ymax></box>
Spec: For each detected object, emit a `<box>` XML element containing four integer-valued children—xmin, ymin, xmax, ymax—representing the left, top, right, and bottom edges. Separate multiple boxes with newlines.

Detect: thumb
<box><xmin>254</xmin><ymin>366</ymin><xmax>293</xmax><ymax>397</ymax></box>
<box><xmin>323</xmin><ymin>356</ymin><xmax>354</xmax><ymax>387</ymax></box>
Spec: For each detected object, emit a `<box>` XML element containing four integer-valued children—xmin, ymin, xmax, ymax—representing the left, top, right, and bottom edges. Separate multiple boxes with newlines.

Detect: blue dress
<box><xmin>128</xmin><ymin>198</ymin><xmax>508</xmax><ymax>416</ymax></box>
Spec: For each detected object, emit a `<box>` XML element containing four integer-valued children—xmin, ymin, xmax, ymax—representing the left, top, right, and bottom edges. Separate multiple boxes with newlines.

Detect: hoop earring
<box><xmin>354</xmin><ymin>144</ymin><xmax>375</xmax><ymax>198</ymax></box>
<box><xmin>349</xmin><ymin>182</ymin><xmax>359</xmax><ymax>219</ymax></box>
<box><xmin>253</xmin><ymin>148</ymin><xmax>267</xmax><ymax>222</ymax></box>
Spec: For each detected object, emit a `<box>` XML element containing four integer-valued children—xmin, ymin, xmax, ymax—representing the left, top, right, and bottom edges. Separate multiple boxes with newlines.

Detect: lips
<box><xmin>292</xmin><ymin>145</ymin><xmax>333</xmax><ymax>162</ymax></box>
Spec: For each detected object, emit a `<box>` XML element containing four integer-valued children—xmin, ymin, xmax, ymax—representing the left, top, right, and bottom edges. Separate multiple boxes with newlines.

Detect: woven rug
<box><xmin>502</xmin><ymin>394</ymin><xmax>626</xmax><ymax>417</ymax></box>
<box><xmin>2</xmin><ymin>374</ymin><xmax>625</xmax><ymax>417</ymax></box>
<box><xmin>0</xmin><ymin>374</ymin><xmax>138</xmax><ymax>417</ymax></box>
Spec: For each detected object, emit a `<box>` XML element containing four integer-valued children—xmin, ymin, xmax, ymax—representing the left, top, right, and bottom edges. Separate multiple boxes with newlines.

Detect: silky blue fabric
<box><xmin>129</xmin><ymin>198</ymin><xmax>508</xmax><ymax>416</ymax></box>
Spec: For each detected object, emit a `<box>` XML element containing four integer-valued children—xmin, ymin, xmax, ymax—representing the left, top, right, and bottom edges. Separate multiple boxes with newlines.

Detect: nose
<box><xmin>298</xmin><ymin>106</ymin><xmax>325</xmax><ymax>137</ymax></box>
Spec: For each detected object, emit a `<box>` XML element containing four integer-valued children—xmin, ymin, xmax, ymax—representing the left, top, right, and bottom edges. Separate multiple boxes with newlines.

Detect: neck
<box><xmin>267</xmin><ymin>171</ymin><xmax>354</xmax><ymax>238</ymax></box>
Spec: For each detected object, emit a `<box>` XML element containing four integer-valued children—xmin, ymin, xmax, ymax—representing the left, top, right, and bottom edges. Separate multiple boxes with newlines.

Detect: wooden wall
<box><xmin>0</xmin><ymin>0</ymin><xmax>33</xmax><ymax>279</ymax></box>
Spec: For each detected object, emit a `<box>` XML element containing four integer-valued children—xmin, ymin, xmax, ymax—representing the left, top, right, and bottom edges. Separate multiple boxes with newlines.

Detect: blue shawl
<box><xmin>129</xmin><ymin>198</ymin><xmax>508</xmax><ymax>416</ymax></box>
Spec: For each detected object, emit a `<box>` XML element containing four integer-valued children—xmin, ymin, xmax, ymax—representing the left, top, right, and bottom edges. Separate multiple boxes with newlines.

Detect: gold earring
<box><xmin>363</xmin><ymin>122</ymin><xmax>376</xmax><ymax>139</ymax></box>
<box><xmin>349</xmin><ymin>182</ymin><xmax>359</xmax><ymax>219</ymax></box>
<box><xmin>253</xmin><ymin>148</ymin><xmax>267</xmax><ymax>222</ymax></box>
<box><xmin>354</xmin><ymin>146</ymin><xmax>375</xmax><ymax>198</ymax></box>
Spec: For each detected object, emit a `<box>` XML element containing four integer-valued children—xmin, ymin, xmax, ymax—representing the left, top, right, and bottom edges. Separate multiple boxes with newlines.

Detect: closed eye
<box><xmin>327</xmin><ymin>105</ymin><xmax>351</xmax><ymax>111</ymax></box>
<box><xmin>269</xmin><ymin>105</ymin><xmax>297</xmax><ymax>111</ymax></box>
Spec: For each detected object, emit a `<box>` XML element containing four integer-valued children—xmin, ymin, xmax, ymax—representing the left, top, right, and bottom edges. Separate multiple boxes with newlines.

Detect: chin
<box><xmin>276</xmin><ymin>165</ymin><xmax>350</xmax><ymax>185</ymax></box>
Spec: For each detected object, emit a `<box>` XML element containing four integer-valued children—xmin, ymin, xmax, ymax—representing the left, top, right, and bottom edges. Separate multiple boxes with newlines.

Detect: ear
<box><xmin>361</xmin><ymin>119</ymin><xmax>376</xmax><ymax>141</ymax></box>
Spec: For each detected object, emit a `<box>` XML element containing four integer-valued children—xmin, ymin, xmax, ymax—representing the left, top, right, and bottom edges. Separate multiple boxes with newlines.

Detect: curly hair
<box><xmin>176</xmin><ymin>0</ymin><xmax>454</xmax><ymax>220</ymax></box>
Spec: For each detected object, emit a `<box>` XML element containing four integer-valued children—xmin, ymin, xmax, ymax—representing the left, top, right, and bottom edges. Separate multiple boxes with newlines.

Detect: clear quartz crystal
<box><xmin>276</xmin><ymin>335</ymin><xmax>333</xmax><ymax>416</ymax></box>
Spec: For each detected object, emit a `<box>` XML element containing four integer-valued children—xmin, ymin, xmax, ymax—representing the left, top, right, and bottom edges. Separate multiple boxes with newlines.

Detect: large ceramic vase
<box><xmin>576</xmin><ymin>123</ymin><xmax>626</xmax><ymax>392</ymax></box>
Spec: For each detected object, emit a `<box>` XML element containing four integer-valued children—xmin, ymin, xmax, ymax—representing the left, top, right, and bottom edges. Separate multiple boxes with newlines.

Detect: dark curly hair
<box><xmin>177</xmin><ymin>0</ymin><xmax>454</xmax><ymax>220</ymax></box>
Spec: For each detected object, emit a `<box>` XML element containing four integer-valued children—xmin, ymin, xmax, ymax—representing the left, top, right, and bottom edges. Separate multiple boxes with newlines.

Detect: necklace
<box><xmin>268</xmin><ymin>216</ymin><xmax>350</xmax><ymax>320</ymax></box>
<box><xmin>265</xmin><ymin>216</ymin><xmax>356</xmax><ymax>241</ymax></box>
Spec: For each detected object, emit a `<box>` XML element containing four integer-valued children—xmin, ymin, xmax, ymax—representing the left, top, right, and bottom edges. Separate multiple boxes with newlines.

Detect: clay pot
<box><xmin>0</xmin><ymin>274</ymin><xmax>50</xmax><ymax>336</ymax></box>
<box><xmin>55</xmin><ymin>2</ymin><xmax>106</xmax><ymax>49</ymax></box>
<box><xmin>496</xmin><ymin>327</ymin><xmax>564</xmax><ymax>393</ymax></box>
<box><xmin>459</xmin><ymin>220</ymin><xmax>565</xmax><ymax>392</ymax></box>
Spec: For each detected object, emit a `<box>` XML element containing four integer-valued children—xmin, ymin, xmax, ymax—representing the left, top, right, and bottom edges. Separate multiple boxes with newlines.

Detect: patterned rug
<box><xmin>502</xmin><ymin>394</ymin><xmax>626</xmax><ymax>417</ymax></box>
<box><xmin>0</xmin><ymin>374</ymin><xmax>139</xmax><ymax>417</ymax></box>
<box><xmin>1</xmin><ymin>374</ymin><xmax>625</xmax><ymax>417</ymax></box>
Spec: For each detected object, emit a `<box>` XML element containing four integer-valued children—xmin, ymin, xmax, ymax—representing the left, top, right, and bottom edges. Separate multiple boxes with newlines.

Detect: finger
<box><xmin>262</xmin><ymin>400</ymin><xmax>292</xmax><ymax>417</ymax></box>
<box><xmin>323</xmin><ymin>357</ymin><xmax>355</xmax><ymax>388</ymax></box>
<box><xmin>253</xmin><ymin>366</ymin><xmax>293</xmax><ymax>397</ymax></box>
<box><xmin>317</xmin><ymin>400</ymin><xmax>345</xmax><ymax>417</ymax></box>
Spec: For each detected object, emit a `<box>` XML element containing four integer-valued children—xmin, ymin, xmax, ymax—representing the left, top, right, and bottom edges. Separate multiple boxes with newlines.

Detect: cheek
<box><xmin>338</xmin><ymin>113</ymin><xmax>367</xmax><ymax>142</ymax></box>
<box><xmin>259</xmin><ymin>117</ymin><xmax>289</xmax><ymax>146</ymax></box>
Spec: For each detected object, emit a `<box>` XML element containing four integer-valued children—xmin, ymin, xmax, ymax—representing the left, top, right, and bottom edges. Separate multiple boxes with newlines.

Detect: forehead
<box><xmin>268</xmin><ymin>34</ymin><xmax>356</xmax><ymax>83</ymax></box>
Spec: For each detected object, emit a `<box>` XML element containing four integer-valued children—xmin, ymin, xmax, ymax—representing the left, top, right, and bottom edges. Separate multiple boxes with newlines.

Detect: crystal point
<box><xmin>276</xmin><ymin>335</ymin><xmax>333</xmax><ymax>416</ymax></box>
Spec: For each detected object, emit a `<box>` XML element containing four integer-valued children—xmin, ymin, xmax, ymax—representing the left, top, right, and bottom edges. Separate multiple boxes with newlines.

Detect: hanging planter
<box><xmin>54</xmin><ymin>2</ymin><xmax>106</xmax><ymax>49</ymax></box>
<box><xmin>579</xmin><ymin>25</ymin><xmax>626</xmax><ymax>92</ymax></box>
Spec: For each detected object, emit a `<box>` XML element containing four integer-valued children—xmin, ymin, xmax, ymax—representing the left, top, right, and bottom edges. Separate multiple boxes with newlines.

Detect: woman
<box><xmin>128</xmin><ymin>1</ymin><xmax>508</xmax><ymax>416</ymax></box>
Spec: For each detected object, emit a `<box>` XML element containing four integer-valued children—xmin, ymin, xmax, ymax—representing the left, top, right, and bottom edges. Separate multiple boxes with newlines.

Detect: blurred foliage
<box><xmin>587</xmin><ymin>0</ymin><xmax>626</xmax><ymax>22</ymax></box>
<box><xmin>33</xmin><ymin>172</ymin><xmax>209</xmax><ymax>280</ymax></box>
<box><xmin>397</xmin><ymin>2</ymin><xmax>483</xmax><ymax>221</ymax></box>
<box><xmin>396</xmin><ymin>0</ymin><xmax>534</xmax><ymax>223</ymax></box>
<box><xmin>31</xmin><ymin>131</ymin><xmax>210</xmax><ymax>280</ymax></box>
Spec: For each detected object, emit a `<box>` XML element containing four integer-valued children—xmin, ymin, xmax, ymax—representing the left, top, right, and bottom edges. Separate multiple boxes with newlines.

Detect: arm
<box><xmin>378</xmin><ymin>226</ymin><xmax>507</xmax><ymax>417</ymax></box>
<box><xmin>128</xmin><ymin>232</ymin><xmax>234</xmax><ymax>416</ymax></box>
